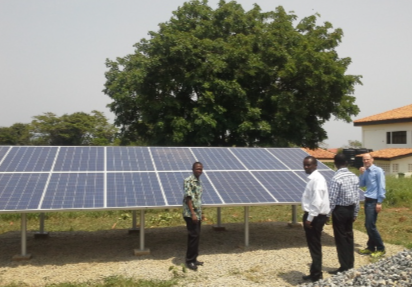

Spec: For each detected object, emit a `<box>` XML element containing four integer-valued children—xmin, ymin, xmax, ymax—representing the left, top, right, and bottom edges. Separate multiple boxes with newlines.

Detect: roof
<box><xmin>353</xmin><ymin>104</ymin><xmax>412</xmax><ymax>126</ymax></box>
<box><xmin>355</xmin><ymin>148</ymin><xmax>412</xmax><ymax>160</ymax></box>
<box><xmin>302</xmin><ymin>148</ymin><xmax>336</xmax><ymax>160</ymax></box>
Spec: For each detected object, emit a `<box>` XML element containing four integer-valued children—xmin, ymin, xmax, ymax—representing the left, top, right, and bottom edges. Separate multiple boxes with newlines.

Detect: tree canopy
<box><xmin>104</xmin><ymin>0</ymin><xmax>361</xmax><ymax>148</ymax></box>
<box><xmin>0</xmin><ymin>111</ymin><xmax>118</xmax><ymax>146</ymax></box>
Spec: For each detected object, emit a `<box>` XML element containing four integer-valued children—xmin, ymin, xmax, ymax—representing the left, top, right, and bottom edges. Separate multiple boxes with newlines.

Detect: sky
<box><xmin>1</xmin><ymin>0</ymin><xmax>411</xmax><ymax>148</ymax></box>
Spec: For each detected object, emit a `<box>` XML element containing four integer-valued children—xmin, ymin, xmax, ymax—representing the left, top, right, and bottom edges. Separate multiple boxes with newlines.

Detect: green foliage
<box><xmin>39</xmin><ymin>276</ymin><xmax>177</xmax><ymax>287</ymax></box>
<box><xmin>31</xmin><ymin>110</ymin><xmax>118</xmax><ymax>146</ymax></box>
<box><xmin>384</xmin><ymin>176</ymin><xmax>412</xmax><ymax>207</ymax></box>
<box><xmin>0</xmin><ymin>123</ymin><xmax>31</xmax><ymax>145</ymax></box>
<box><xmin>104</xmin><ymin>0</ymin><xmax>361</xmax><ymax>148</ymax></box>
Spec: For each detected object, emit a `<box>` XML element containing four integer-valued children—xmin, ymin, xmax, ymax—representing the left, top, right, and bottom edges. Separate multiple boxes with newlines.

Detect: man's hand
<box><xmin>191</xmin><ymin>213</ymin><xmax>198</xmax><ymax>223</ymax></box>
<box><xmin>304</xmin><ymin>220</ymin><xmax>312</xmax><ymax>229</ymax></box>
<box><xmin>376</xmin><ymin>204</ymin><xmax>382</xmax><ymax>213</ymax></box>
<box><xmin>353</xmin><ymin>216</ymin><xmax>357</xmax><ymax>223</ymax></box>
<box><xmin>359</xmin><ymin>166</ymin><xmax>366</xmax><ymax>175</ymax></box>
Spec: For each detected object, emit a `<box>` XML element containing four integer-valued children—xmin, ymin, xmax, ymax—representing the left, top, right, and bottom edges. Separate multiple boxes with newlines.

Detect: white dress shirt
<box><xmin>301</xmin><ymin>169</ymin><xmax>330</xmax><ymax>222</ymax></box>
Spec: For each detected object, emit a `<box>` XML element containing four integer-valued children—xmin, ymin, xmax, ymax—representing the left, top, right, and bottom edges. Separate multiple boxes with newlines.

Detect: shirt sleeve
<box><xmin>359</xmin><ymin>173</ymin><xmax>366</xmax><ymax>188</ymax></box>
<box><xmin>376</xmin><ymin>169</ymin><xmax>386</xmax><ymax>203</ymax></box>
<box><xmin>328</xmin><ymin>179</ymin><xmax>339</xmax><ymax>215</ymax></box>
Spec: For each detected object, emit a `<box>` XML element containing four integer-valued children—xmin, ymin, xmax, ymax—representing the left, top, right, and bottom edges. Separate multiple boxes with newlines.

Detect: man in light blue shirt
<box><xmin>358</xmin><ymin>153</ymin><xmax>386</xmax><ymax>257</ymax></box>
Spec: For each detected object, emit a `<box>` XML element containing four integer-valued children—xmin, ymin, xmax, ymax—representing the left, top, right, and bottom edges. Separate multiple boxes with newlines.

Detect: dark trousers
<box><xmin>332</xmin><ymin>205</ymin><xmax>355</xmax><ymax>271</ymax></box>
<box><xmin>364</xmin><ymin>199</ymin><xmax>385</xmax><ymax>251</ymax></box>
<box><xmin>184</xmin><ymin>217</ymin><xmax>201</xmax><ymax>263</ymax></box>
<box><xmin>303</xmin><ymin>212</ymin><xmax>327</xmax><ymax>279</ymax></box>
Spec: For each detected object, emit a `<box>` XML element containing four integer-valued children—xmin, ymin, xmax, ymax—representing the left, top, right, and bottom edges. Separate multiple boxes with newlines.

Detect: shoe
<box><xmin>195</xmin><ymin>260</ymin><xmax>204</xmax><ymax>266</ymax></box>
<box><xmin>186</xmin><ymin>262</ymin><xmax>198</xmax><ymax>271</ymax></box>
<box><xmin>358</xmin><ymin>248</ymin><xmax>374</xmax><ymax>255</ymax></box>
<box><xmin>328</xmin><ymin>268</ymin><xmax>345</xmax><ymax>275</ymax></box>
<box><xmin>372</xmin><ymin>250</ymin><xmax>386</xmax><ymax>257</ymax></box>
<box><xmin>302</xmin><ymin>274</ymin><xmax>323</xmax><ymax>282</ymax></box>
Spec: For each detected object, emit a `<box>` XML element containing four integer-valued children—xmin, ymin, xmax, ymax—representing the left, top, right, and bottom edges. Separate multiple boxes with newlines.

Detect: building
<box><xmin>354</xmin><ymin>104</ymin><xmax>412</xmax><ymax>176</ymax></box>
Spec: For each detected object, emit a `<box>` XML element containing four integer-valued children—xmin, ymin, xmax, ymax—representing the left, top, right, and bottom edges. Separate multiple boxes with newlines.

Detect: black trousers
<box><xmin>332</xmin><ymin>205</ymin><xmax>355</xmax><ymax>271</ymax></box>
<box><xmin>184</xmin><ymin>217</ymin><xmax>201</xmax><ymax>263</ymax></box>
<box><xmin>303</xmin><ymin>212</ymin><xmax>327</xmax><ymax>279</ymax></box>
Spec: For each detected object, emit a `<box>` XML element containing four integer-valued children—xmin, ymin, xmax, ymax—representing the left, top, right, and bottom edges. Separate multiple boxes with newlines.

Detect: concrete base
<box><xmin>287</xmin><ymin>222</ymin><xmax>301</xmax><ymax>228</ymax></box>
<box><xmin>212</xmin><ymin>226</ymin><xmax>226</xmax><ymax>231</ymax></box>
<box><xmin>34</xmin><ymin>232</ymin><xmax>50</xmax><ymax>239</ymax></box>
<box><xmin>128</xmin><ymin>228</ymin><xmax>140</xmax><ymax>235</ymax></box>
<box><xmin>134</xmin><ymin>248</ymin><xmax>150</xmax><ymax>256</ymax></box>
<box><xmin>12</xmin><ymin>254</ymin><xmax>32</xmax><ymax>261</ymax></box>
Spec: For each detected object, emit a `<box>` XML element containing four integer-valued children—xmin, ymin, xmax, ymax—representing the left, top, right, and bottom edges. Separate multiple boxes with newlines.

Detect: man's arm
<box><xmin>186</xmin><ymin>197</ymin><xmax>199</xmax><ymax>223</ymax></box>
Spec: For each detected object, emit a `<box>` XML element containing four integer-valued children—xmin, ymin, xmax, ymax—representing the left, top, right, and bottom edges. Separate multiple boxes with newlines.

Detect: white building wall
<box><xmin>375</xmin><ymin>157</ymin><xmax>412</xmax><ymax>177</ymax></box>
<box><xmin>361</xmin><ymin>123</ymin><xmax>412</xmax><ymax>151</ymax></box>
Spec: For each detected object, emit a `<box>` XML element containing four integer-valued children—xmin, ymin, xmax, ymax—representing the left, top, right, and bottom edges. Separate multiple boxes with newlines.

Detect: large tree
<box><xmin>31</xmin><ymin>111</ymin><xmax>117</xmax><ymax>146</ymax></box>
<box><xmin>104</xmin><ymin>0</ymin><xmax>361</xmax><ymax>148</ymax></box>
<box><xmin>0</xmin><ymin>123</ymin><xmax>31</xmax><ymax>145</ymax></box>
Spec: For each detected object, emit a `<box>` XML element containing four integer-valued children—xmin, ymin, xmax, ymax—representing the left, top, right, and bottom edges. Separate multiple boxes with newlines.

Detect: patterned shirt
<box><xmin>182</xmin><ymin>174</ymin><xmax>203</xmax><ymax>218</ymax></box>
<box><xmin>329</xmin><ymin>168</ymin><xmax>360</xmax><ymax>217</ymax></box>
<box><xmin>359</xmin><ymin>164</ymin><xmax>386</xmax><ymax>203</ymax></box>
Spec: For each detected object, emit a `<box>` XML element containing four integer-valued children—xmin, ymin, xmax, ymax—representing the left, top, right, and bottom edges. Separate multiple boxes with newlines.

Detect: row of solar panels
<box><xmin>0</xmin><ymin>146</ymin><xmax>342</xmax><ymax>213</ymax></box>
<box><xmin>0</xmin><ymin>146</ymin><xmax>329</xmax><ymax>172</ymax></box>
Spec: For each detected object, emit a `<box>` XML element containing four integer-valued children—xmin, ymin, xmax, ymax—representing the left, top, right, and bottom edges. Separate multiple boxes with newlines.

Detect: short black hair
<box><xmin>192</xmin><ymin>162</ymin><xmax>203</xmax><ymax>169</ymax></box>
<box><xmin>304</xmin><ymin>156</ymin><xmax>317</xmax><ymax>165</ymax></box>
<box><xmin>334</xmin><ymin>153</ymin><xmax>347</xmax><ymax>165</ymax></box>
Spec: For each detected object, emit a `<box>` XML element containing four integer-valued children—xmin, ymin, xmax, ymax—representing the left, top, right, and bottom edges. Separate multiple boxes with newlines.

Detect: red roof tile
<box><xmin>354</xmin><ymin>104</ymin><xmax>412</xmax><ymax>124</ymax></box>
<box><xmin>302</xmin><ymin>148</ymin><xmax>336</xmax><ymax>159</ymax></box>
<box><xmin>355</xmin><ymin>148</ymin><xmax>412</xmax><ymax>159</ymax></box>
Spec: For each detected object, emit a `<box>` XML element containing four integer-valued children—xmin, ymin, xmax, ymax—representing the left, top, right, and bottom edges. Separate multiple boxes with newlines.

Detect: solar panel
<box><xmin>53</xmin><ymin>147</ymin><xmax>104</xmax><ymax>172</ymax></box>
<box><xmin>0</xmin><ymin>146</ymin><xmax>58</xmax><ymax>172</ymax></box>
<box><xmin>230</xmin><ymin>148</ymin><xmax>288</xmax><ymax>170</ymax></box>
<box><xmin>41</xmin><ymin>173</ymin><xmax>104</xmax><ymax>209</ymax></box>
<box><xmin>192</xmin><ymin>148</ymin><xmax>245</xmax><ymax>170</ymax></box>
<box><xmin>206</xmin><ymin>171</ymin><xmax>277</xmax><ymax>204</ymax></box>
<box><xmin>107</xmin><ymin>173</ymin><xmax>164</xmax><ymax>207</ymax></box>
<box><xmin>106</xmin><ymin>147</ymin><xmax>154</xmax><ymax>171</ymax></box>
<box><xmin>151</xmin><ymin>147</ymin><xmax>196</xmax><ymax>171</ymax></box>
<box><xmin>0</xmin><ymin>173</ymin><xmax>48</xmax><ymax>210</ymax></box>
<box><xmin>251</xmin><ymin>171</ymin><xmax>307</xmax><ymax>203</ymax></box>
<box><xmin>0</xmin><ymin>146</ymin><xmax>348</xmax><ymax>213</ymax></box>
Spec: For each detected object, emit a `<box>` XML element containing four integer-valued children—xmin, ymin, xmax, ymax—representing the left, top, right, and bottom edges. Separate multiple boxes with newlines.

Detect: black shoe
<box><xmin>195</xmin><ymin>260</ymin><xmax>204</xmax><ymax>266</ymax></box>
<box><xmin>328</xmin><ymin>268</ymin><xmax>346</xmax><ymax>275</ymax></box>
<box><xmin>302</xmin><ymin>274</ymin><xmax>323</xmax><ymax>282</ymax></box>
<box><xmin>186</xmin><ymin>262</ymin><xmax>198</xmax><ymax>271</ymax></box>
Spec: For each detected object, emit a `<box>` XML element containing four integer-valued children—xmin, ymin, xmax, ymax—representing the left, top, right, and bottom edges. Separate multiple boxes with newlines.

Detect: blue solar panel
<box><xmin>106</xmin><ymin>147</ymin><xmax>154</xmax><ymax>171</ymax></box>
<box><xmin>192</xmin><ymin>148</ymin><xmax>245</xmax><ymax>170</ymax></box>
<box><xmin>206</xmin><ymin>171</ymin><xmax>276</xmax><ymax>204</ymax></box>
<box><xmin>266</xmin><ymin>148</ymin><xmax>308</xmax><ymax>170</ymax></box>
<box><xmin>251</xmin><ymin>171</ymin><xmax>307</xmax><ymax>203</ymax></box>
<box><xmin>53</xmin><ymin>147</ymin><xmax>104</xmax><ymax>171</ymax></box>
<box><xmin>107</xmin><ymin>173</ymin><xmax>164</xmax><ymax>207</ymax></box>
<box><xmin>0</xmin><ymin>146</ymin><xmax>10</xmax><ymax>163</ymax></box>
<box><xmin>230</xmin><ymin>148</ymin><xmax>288</xmax><ymax>170</ymax></box>
<box><xmin>41</xmin><ymin>173</ymin><xmax>104</xmax><ymax>209</ymax></box>
<box><xmin>0</xmin><ymin>146</ymin><xmax>58</xmax><ymax>172</ymax></box>
<box><xmin>151</xmin><ymin>147</ymin><xmax>196</xmax><ymax>171</ymax></box>
<box><xmin>0</xmin><ymin>173</ymin><xmax>48</xmax><ymax>210</ymax></box>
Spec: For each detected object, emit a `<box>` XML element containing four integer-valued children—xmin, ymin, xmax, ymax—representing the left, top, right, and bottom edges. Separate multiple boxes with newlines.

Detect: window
<box><xmin>408</xmin><ymin>164</ymin><xmax>412</xmax><ymax>172</ymax></box>
<box><xmin>392</xmin><ymin>163</ymin><xmax>399</xmax><ymax>173</ymax></box>
<box><xmin>386</xmin><ymin>131</ymin><xmax>407</xmax><ymax>144</ymax></box>
<box><xmin>378</xmin><ymin>163</ymin><xmax>390</xmax><ymax>173</ymax></box>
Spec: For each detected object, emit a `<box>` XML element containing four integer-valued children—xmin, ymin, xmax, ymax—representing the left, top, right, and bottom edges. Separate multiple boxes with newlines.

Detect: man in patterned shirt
<box><xmin>182</xmin><ymin>162</ymin><xmax>204</xmax><ymax>271</ymax></box>
<box><xmin>328</xmin><ymin>153</ymin><xmax>360</xmax><ymax>275</ymax></box>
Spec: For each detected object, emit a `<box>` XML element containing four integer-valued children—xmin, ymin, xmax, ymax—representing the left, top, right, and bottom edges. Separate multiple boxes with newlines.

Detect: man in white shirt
<box><xmin>301</xmin><ymin>156</ymin><xmax>330</xmax><ymax>282</ymax></box>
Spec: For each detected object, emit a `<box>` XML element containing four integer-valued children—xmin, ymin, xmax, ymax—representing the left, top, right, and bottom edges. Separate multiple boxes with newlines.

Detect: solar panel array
<box><xmin>0</xmin><ymin>146</ymin><xmax>360</xmax><ymax>213</ymax></box>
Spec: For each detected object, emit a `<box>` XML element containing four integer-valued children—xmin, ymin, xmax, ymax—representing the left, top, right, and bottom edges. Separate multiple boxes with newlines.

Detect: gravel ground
<box><xmin>0</xmin><ymin>222</ymin><xmax>404</xmax><ymax>286</ymax></box>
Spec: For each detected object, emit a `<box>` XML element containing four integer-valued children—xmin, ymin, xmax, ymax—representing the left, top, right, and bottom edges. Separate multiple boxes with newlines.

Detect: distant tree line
<box><xmin>0</xmin><ymin>111</ymin><xmax>118</xmax><ymax>146</ymax></box>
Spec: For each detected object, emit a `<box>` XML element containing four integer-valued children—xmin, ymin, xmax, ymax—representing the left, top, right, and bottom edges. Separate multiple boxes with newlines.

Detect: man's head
<box><xmin>334</xmin><ymin>153</ymin><xmax>347</xmax><ymax>168</ymax></box>
<box><xmin>362</xmin><ymin>153</ymin><xmax>374</xmax><ymax>168</ymax></box>
<box><xmin>303</xmin><ymin>156</ymin><xmax>317</xmax><ymax>174</ymax></box>
<box><xmin>192</xmin><ymin>162</ymin><xmax>203</xmax><ymax>179</ymax></box>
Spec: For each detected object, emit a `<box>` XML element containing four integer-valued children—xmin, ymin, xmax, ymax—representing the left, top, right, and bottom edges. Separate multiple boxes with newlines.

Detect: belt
<box><xmin>304</xmin><ymin>211</ymin><xmax>327</xmax><ymax>216</ymax></box>
<box><xmin>364</xmin><ymin>197</ymin><xmax>377</xmax><ymax>202</ymax></box>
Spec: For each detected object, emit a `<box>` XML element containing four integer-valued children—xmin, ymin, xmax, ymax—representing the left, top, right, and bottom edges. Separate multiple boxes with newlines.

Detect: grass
<box><xmin>0</xmin><ymin>174</ymin><xmax>411</xmax><ymax>286</ymax></box>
